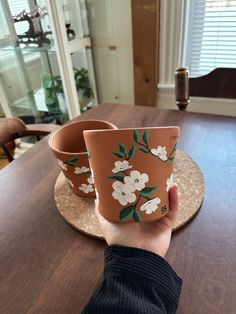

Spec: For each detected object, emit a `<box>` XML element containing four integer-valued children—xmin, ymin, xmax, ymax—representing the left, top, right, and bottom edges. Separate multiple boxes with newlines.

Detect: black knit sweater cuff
<box><xmin>104</xmin><ymin>245</ymin><xmax>182</xmax><ymax>308</ymax></box>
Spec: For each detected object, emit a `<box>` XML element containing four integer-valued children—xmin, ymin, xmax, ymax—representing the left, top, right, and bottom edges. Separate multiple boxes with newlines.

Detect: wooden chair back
<box><xmin>175</xmin><ymin>67</ymin><xmax>236</xmax><ymax>110</ymax></box>
<box><xmin>0</xmin><ymin>117</ymin><xmax>60</xmax><ymax>162</ymax></box>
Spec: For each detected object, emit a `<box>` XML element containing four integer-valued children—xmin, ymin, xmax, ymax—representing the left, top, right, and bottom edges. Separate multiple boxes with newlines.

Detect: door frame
<box><xmin>131</xmin><ymin>0</ymin><xmax>160</xmax><ymax>107</ymax></box>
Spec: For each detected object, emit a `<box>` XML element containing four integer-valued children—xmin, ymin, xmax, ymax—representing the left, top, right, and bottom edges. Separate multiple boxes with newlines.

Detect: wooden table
<box><xmin>1</xmin><ymin>104</ymin><xmax>236</xmax><ymax>314</ymax></box>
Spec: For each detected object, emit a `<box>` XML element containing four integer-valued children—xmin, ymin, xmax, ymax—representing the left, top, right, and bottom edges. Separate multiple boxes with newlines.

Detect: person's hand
<box><xmin>95</xmin><ymin>184</ymin><xmax>179</xmax><ymax>257</ymax></box>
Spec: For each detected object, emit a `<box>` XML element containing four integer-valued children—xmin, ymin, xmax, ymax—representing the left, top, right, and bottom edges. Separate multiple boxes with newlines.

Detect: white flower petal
<box><xmin>119</xmin><ymin>195</ymin><xmax>128</xmax><ymax>206</ymax></box>
<box><xmin>140</xmin><ymin>173</ymin><xmax>149</xmax><ymax>184</ymax></box>
<box><xmin>130</xmin><ymin>170</ymin><xmax>140</xmax><ymax>179</ymax></box>
<box><xmin>79</xmin><ymin>183</ymin><xmax>94</xmax><ymax>193</ymax></box>
<box><xmin>112</xmin><ymin>181</ymin><xmax>123</xmax><ymax>191</ymax></box>
<box><xmin>112</xmin><ymin>190</ymin><xmax>120</xmax><ymax>200</ymax></box>
<box><xmin>124</xmin><ymin>171</ymin><xmax>149</xmax><ymax>191</ymax></box>
<box><xmin>74</xmin><ymin>166</ymin><xmax>90</xmax><ymax>174</ymax></box>
<box><xmin>57</xmin><ymin>159</ymin><xmax>68</xmax><ymax>171</ymax></box>
<box><xmin>151</xmin><ymin>148</ymin><xmax>158</xmax><ymax>156</ymax></box>
<box><xmin>151</xmin><ymin>146</ymin><xmax>168</xmax><ymax>161</ymax></box>
<box><xmin>112</xmin><ymin>181</ymin><xmax>136</xmax><ymax>205</ymax></box>
<box><xmin>112</xmin><ymin>160</ymin><xmax>133</xmax><ymax>173</ymax></box>
<box><xmin>140</xmin><ymin>197</ymin><xmax>161</xmax><ymax>214</ymax></box>
<box><xmin>160</xmin><ymin>155</ymin><xmax>168</xmax><ymax>161</ymax></box>
<box><xmin>127</xmin><ymin>192</ymin><xmax>136</xmax><ymax>203</ymax></box>
<box><xmin>87</xmin><ymin>175</ymin><xmax>94</xmax><ymax>184</ymax></box>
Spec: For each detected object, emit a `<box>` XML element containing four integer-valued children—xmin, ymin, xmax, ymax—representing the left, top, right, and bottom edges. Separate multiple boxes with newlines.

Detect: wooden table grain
<box><xmin>1</xmin><ymin>104</ymin><xmax>236</xmax><ymax>314</ymax></box>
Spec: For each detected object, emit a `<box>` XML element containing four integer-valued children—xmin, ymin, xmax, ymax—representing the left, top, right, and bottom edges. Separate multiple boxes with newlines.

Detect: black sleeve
<box><xmin>82</xmin><ymin>245</ymin><xmax>182</xmax><ymax>314</ymax></box>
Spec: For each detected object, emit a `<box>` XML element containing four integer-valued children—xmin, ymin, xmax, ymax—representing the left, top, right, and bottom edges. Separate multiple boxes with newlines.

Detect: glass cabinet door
<box><xmin>45</xmin><ymin>0</ymin><xmax>97</xmax><ymax>118</ymax></box>
<box><xmin>0</xmin><ymin>0</ymin><xmax>97</xmax><ymax>123</ymax></box>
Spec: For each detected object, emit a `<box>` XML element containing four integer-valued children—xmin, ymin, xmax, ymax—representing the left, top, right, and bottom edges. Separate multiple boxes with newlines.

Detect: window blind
<box><xmin>187</xmin><ymin>0</ymin><xmax>236</xmax><ymax>76</ymax></box>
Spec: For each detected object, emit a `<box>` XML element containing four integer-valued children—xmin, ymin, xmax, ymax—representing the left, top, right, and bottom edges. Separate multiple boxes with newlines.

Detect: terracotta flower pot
<box><xmin>49</xmin><ymin>119</ymin><xmax>117</xmax><ymax>197</ymax></box>
<box><xmin>84</xmin><ymin>126</ymin><xmax>180</xmax><ymax>221</ymax></box>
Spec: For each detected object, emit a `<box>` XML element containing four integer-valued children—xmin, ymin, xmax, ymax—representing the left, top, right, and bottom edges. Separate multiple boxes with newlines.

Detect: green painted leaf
<box><xmin>120</xmin><ymin>205</ymin><xmax>135</xmax><ymax>221</ymax></box>
<box><xmin>139</xmin><ymin>146</ymin><xmax>149</xmax><ymax>153</ymax></box>
<box><xmin>133</xmin><ymin>210</ymin><xmax>142</xmax><ymax>222</ymax></box>
<box><xmin>107</xmin><ymin>174</ymin><xmax>125</xmax><ymax>182</ymax></box>
<box><xmin>113</xmin><ymin>151</ymin><xmax>125</xmax><ymax>158</ymax></box>
<box><xmin>168</xmin><ymin>156</ymin><xmax>174</xmax><ymax>162</ymax></box>
<box><xmin>68</xmin><ymin>157</ymin><xmax>80</xmax><ymax>163</ymax></box>
<box><xmin>119</xmin><ymin>143</ymin><xmax>127</xmax><ymax>154</ymax></box>
<box><xmin>66</xmin><ymin>157</ymin><xmax>80</xmax><ymax>166</ymax></box>
<box><xmin>143</xmin><ymin>129</ymin><xmax>149</xmax><ymax>145</ymax></box>
<box><xmin>134</xmin><ymin>129</ymin><xmax>140</xmax><ymax>142</ymax></box>
<box><xmin>140</xmin><ymin>186</ymin><xmax>158</xmax><ymax>197</ymax></box>
<box><xmin>128</xmin><ymin>145</ymin><xmax>135</xmax><ymax>160</ymax></box>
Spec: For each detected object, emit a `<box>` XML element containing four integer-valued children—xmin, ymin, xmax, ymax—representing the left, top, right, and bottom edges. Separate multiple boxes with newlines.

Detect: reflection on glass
<box><xmin>71</xmin><ymin>49</ymin><xmax>95</xmax><ymax>112</ymax></box>
<box><xmin>0</xmin><ymin>0</ymin><xmax>70</xmax><ymax>124</ymax></box>
<box><xmin>60</xmin><ymin>0</ymin><xmax>85</xmax><ymax>41</ymax></box>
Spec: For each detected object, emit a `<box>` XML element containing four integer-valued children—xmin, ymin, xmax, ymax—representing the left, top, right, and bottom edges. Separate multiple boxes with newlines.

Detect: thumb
<box><xmin>166</xmin><ymin>184</ymin><xmax>179</xmax><ymax>226</ymax></box>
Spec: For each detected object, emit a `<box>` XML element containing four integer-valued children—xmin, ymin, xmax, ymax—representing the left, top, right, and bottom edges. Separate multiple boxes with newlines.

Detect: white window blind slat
<box><xmin>188</xmin><ymin>0</ymin><xmax>236</xmax><ymax>76</ymax></box>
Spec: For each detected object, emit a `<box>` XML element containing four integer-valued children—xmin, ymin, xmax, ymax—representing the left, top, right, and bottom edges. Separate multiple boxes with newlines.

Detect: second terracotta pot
<box><xmin>84</xmin><ymin>126</ymin><xmax>180</xmax><ymax>222</ymax></box>
<box><xmin>49</xmin><ymin>119</ymin><xmax>117</xmax><ymax>197</ymax></box>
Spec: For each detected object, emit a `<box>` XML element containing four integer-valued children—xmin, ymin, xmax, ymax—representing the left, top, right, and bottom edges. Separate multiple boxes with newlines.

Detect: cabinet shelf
<box><xmin>0</xmin><ymin>41</ymin><xmax>56</xmax><ymax>53</ymax></box>
<box><xmin>0</xmin><ymin>36</ymin><xmax>90</xmax><ymax>54</ymax></box>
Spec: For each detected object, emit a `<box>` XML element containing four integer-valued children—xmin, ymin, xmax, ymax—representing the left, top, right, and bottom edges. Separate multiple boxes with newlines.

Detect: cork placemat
<box><xmin>54</xmin><ymin>150</ymin><xmax>205</xmax><ymax>239</ymax></box>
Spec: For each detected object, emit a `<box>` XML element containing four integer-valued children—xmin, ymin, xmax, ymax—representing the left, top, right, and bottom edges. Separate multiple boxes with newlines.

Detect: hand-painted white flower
<box><xmin>112</xmin><ymin>160</ymin><xmax>133</xmax><ymax>173</ymax></box>
<box><xmin>57</xmin><ymin>159</ymin><xmax>68</xmax><ymax>171</ymax></box>
<box><xmin>79</xmin><ymin>183</ymin><xmax>94</xmax><ymax>193</ymax></box>
<box><xmin>67</xmin><ymin>179</ymin><xmax>74</xmax><ymax>188</ymax></box>
<box><xmin>140</xmin><ymin>197</ymin><xmax>161</xmax><ymax>214</ymax></box>
<box><xmin>74</xmin><ymin>166</ymin><xmax>90</xmax><ymax>174</ymax></box>
<box><xmin>112</xmin><ymin>181</ymin><xmax>136</xmax><ymax>206</ymax></box>
<box><xmin>124</xmin><ymin>170</ymin><xmax>149</xmax><ymax>191</ymax></box>
<box><xmin>166</xmin><ymin>173</ymin><xmax>174</xmax><ymax>192</ymax></box>
<box><xmin>87</xmin><ymin>175</ymin><xmax>94</xmax><ymax>184</ymax></box>
<box><xmin>151</xmin><ymin>146</ymin><xmax>168</xmax><ymax>161</ymax></box>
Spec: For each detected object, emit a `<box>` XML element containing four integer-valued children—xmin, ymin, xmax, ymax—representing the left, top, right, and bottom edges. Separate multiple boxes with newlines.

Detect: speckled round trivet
<box><xmin>54</xmin><ymin>150</ymin><xmax>205</xmax><ymax>239</ymax></box>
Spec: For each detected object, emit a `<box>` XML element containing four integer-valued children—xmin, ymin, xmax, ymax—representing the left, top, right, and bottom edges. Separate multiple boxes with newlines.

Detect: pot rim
<box><xmin>49</xmin><ymin>119</ymin><xmax>117</xmax><ymax>155</ymax></box>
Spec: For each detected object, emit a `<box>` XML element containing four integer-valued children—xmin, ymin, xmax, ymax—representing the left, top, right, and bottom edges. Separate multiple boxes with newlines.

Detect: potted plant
<box><xmin>73</xmin><ymin>67</ymin><xmax>94</xmax><ymax>111</ymax></box>
<box><xmin>43</xmin><ymin>68</ymin><xmax>94</xmax><ymax>114</ymax></box>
